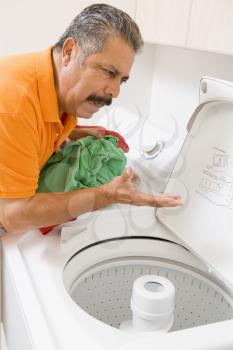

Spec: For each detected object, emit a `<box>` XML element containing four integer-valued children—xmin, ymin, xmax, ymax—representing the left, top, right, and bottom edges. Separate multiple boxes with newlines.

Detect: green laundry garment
<box><xmin>37</xmin><ymin>135</ymin><xmax>127</xmax><ymax>193</ymax></box>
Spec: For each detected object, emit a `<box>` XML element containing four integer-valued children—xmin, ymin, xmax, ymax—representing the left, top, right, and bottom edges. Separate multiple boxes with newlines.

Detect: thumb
<box><xmin>122</xmin><ymin>167</ymin><xmax>134</xmax><ymax>181</ymax></box>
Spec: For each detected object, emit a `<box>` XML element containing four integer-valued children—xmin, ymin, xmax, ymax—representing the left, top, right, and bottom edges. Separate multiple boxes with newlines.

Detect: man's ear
<box><xmin>62</xmin><ymin>38</ymin><xmax>81</xmax><ymax>66</ymax></box>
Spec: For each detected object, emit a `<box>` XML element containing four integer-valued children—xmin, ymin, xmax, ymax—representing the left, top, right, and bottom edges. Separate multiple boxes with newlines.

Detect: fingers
<box><xmin>82</xmin><ymin>128</ymin><xmax>104</xmax><ymax>139</ymax></box>
<box><xmin>105</xmin><ymin>169</ymin><xmax>182</xmax><ymax>208</ymax></box>
<box><xmin>69</xmin><ymin>128</ymin><xmax>105</xmax><ymax>141</ymax></box>
<box><xmin>118</xmin><ymin>169</ymin><xmax>182</xmax><ymax>208</ymax></box>
<box><xmin>122</xmin><ymin>167</ymin><xmax>134</xmax><ymax>181</ymax></box>
<box><xmin>154</xmin><ymin>194</ymin><xmax>183</xmax><ymax>207</ymax></box>
<box><xmin>161</xmin><ymin>193</ymin><xmax>181</xmax><ymax>200</ymax></box>
<box><xmin>132</xmin><ymin>191</ymin><xmax>182</xmax><ymax>208</ymax></box>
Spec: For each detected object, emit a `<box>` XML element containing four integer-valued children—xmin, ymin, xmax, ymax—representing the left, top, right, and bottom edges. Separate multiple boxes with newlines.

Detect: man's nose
<box><xmin>104</xmin><ymin>78</ymin><xmax>121</xmax><ymax>98</ymax></box>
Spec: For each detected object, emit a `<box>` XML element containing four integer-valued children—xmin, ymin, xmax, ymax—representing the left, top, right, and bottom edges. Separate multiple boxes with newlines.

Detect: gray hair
<box><xmin>54</xmin><ymin>3</ymin><xmax>144</xmax><ymax>60</ymax></box>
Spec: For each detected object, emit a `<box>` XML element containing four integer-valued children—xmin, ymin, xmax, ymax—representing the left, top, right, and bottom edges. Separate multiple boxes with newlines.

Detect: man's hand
<box><xmin>102</xmin><ymin>167</ymin><xmax>182</xmax><ymax>208</ymax></box>
<box><xmin>69</xmin><ymin>127</ymin><xmax>104</xmax><ymax>141</ymax></box>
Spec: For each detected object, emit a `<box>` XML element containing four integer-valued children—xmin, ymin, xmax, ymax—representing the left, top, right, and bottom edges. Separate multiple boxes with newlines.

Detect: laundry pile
<box><xmin>37</xmin><ymin>130</ymin><xmax>128</xmax><ymax>234</ymax></box>
<box><xmin>37</xmin><ymin>135</ymin><xmax>127</xmax><ymax>192</ymax></box>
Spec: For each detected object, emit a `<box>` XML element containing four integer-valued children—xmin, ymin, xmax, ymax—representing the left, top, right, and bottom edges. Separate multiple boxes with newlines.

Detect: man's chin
<box><xmin>77</xmin><ymin>113</ymin><xmax>93</xmax><ymax>119</ymax></box>
<box><xmin>77</xmin><ymin>108</ymin><xmax>103</xmax><ymax>119</ymax></box>
<box><xmin>76</xmin><ymin>109</ymin><xmax>94</xmax><ymax>118</ymax></box>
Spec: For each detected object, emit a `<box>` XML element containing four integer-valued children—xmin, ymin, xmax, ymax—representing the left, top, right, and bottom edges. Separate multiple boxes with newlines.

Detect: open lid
<box><xmin>157</xmin><ymin>78</ymin><xmax>233</xmax><ymax>288</ymax></box>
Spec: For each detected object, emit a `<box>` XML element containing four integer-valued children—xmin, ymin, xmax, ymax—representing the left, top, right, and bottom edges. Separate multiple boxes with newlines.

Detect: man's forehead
<box><xmin>90</xmin><ymin>49</ymin><xmax>134</xmax><ymax>76</ymax></box>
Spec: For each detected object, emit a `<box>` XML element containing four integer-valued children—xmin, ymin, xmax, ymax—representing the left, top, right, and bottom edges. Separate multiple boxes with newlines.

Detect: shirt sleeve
<box><xmin>0</xmin><ymin>111</ymin><xmax>40</xmax><ymax>198</ymax></box>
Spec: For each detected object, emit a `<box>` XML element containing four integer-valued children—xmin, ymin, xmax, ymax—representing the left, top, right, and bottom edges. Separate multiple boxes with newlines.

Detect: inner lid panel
<box><xmin>157</xmin><ymin>101</ymin><xmax>233</xmax><ymax>287</ymax></box>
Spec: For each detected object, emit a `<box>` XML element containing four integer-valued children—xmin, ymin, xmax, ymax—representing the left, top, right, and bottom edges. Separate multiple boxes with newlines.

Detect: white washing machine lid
<box><xmin>157</xmin><ymin>77</ymin><xmax>233</xmax><ymax>289</ymax></box>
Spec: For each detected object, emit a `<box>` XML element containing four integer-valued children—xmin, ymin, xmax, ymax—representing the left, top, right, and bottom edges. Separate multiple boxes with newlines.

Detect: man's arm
<box><xmin>0</xmin><ymin>168</ymin><xmax>182</xmax><ymax>234</ymax></box>
<box><xmin>0</xmin><ymin>186</ymin><xmax>111</xmax><ymax>234</ymax></box>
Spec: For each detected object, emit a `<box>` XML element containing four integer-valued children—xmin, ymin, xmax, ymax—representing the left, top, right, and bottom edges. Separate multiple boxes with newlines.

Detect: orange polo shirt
<box><xmin>0</xmin><ymin>48</ymin><xmax>77</xmax><ymax>198</ymax></box>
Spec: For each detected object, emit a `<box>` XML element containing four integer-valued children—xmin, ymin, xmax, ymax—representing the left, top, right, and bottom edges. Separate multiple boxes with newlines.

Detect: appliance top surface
<box><xmin>3</xmin><ymin>218</ymin><xmax>233</xmax><ymax>350</ymax></box>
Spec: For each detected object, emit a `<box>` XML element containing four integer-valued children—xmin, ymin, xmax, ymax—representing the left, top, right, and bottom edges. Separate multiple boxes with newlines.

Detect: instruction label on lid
<box><xmin>197</xmin><ymin>146</ymin><xmax>233</xmax><ymax>211</ymax></box>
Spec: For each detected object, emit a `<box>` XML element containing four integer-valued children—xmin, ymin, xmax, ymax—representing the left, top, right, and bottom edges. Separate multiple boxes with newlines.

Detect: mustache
<box><xmin>87</xmin><ymin>94</ymin><xmax>112</xmax><ymax>106</ymax></box>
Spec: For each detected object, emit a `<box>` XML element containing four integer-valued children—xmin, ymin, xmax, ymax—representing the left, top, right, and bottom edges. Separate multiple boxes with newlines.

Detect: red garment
<box><xmin>39</xmin><ymin>126</ymin><xmax>129</xmax><ymax>235</ymax></box>
<box><xmin>40</xmin><ymin>224</ymin><xmax>59</xmax><ymax>235</ymax></box>
<box><xmin>75</xmin><ymin>125</ymin><xmax>129</xmax><ymax>153</ymax></box>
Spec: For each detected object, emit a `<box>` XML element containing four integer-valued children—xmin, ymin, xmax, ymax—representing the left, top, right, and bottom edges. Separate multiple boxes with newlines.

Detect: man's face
<box><xmin>58</xmin><ymin>36</ymin><xmax>135</xmax><ymax>118</ymax></box>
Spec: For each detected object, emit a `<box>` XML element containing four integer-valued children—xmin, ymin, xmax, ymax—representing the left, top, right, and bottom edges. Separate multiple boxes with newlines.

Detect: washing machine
<box><xmin>2</xmin><ymin>76</ymin><xmax>233</xmax><ymax>350</ymax></box>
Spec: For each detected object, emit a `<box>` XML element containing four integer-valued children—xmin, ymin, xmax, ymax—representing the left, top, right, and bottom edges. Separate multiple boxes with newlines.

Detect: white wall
<box><xmin>0</xmin><ymin>0</ymin><xmax>136</xmax><ymax>56</ymax></box>
<box><xmin>0</xmin><ymin>0</ymin><xmax>76</xmax><ymax>55</ymax></box>
<box><xmin>148</xmin><ymin>45</ymin><xmax>233</xmax><ymax>143</ymax></box>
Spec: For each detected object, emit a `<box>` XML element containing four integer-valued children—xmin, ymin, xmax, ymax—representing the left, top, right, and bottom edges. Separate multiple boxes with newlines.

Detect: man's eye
<box><xmin>121</xmin><ymin>78</ymin><xmax>127</xmax><ymax>84</ymax></box>
<box><xmin>104</xmin><ymin>69</ymin><xmax>115</xmax><ymax>77</ymax></box>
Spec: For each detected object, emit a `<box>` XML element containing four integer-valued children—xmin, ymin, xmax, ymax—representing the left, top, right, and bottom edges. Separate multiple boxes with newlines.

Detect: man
<box><xmin>0</xmin><ymin>4</ymin><xmax>181</xmax><ymax>234</ymax></box>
